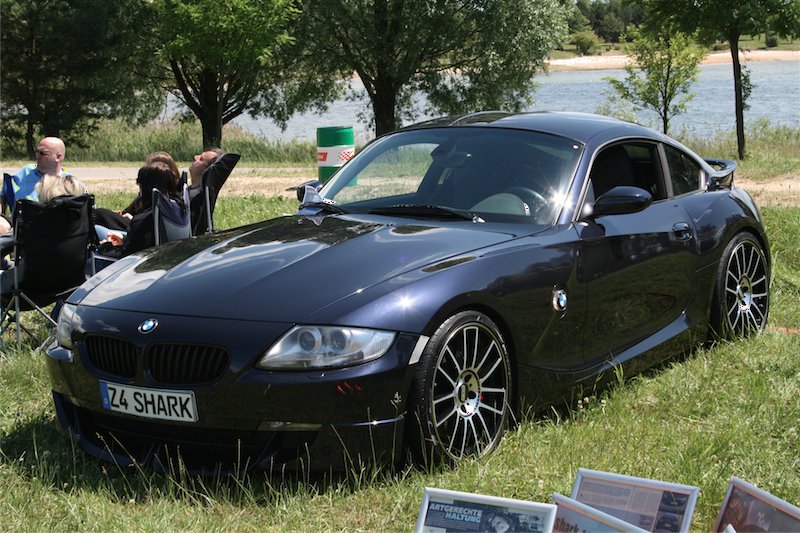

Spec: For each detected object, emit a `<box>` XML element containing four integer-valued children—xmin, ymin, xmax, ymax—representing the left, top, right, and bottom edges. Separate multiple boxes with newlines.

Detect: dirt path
<box><xmin>736</xmin><ymin>175</ymin><xmax>800</xmax><ymax>207</ymax></box>
<box><xmin>3</xmin><ymin>164</ymin><xmax>796</xmax><ymax>206</ymax></box>
<box><xmin>0</xmin><ymin>165</ymin><xmax>317</xmax><ymax>199</ymax></box>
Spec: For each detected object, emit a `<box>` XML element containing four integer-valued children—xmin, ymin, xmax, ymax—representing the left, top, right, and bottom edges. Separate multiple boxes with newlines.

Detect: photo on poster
<box><xmin>415</xmin><ymin>487</ymin><xmax>557</xmax><ymax>533</ymax></box>
<box><xmin>570</xmin><ymin>469</ymin><xmax>699</xmax><ymax>532</ymax></box>
<box><xmin>713</xmin><ymin>476</ymin><xmax>800</xmax><ymax>532</ymax></box>
<box><xmin>552</xmin><ymin>493</ymin><xmax>648</xmax><ymax>533</ymax></box>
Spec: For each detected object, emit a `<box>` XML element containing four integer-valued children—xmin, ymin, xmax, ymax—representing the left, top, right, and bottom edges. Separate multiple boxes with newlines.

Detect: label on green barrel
<box><xmin>317</xmin><ymin>126</ymin><xmax>355</xmax><ymax>182</ymax></box>
<box><xmin>317</xmin><ymin>145</ymin><xmax>355</xmax><ymax>167</ymax></box>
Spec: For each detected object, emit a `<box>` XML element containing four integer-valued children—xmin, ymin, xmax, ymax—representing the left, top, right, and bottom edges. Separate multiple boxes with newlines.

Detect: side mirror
<box><xmin>287</xmin><ymin>180</ymin><xmax>323</xmax><ymax>202</ymax></box>
<box><xmin>590</xmin><ymin>186</ymin><xmax>652</xmax><ymax>217</ymax></box>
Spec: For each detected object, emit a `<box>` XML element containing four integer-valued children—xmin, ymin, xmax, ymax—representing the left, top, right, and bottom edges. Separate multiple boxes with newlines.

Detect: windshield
<box><xmin>319</xmin><ymin>127</ymin><xmax>583</xmax><ymax>224</ymax></box>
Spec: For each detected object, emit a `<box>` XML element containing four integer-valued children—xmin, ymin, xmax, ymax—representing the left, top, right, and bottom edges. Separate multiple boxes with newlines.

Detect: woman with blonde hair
<box><xmin>35</xmin><ymin>173</ymin><xmax>87</xmax><ymax>203</ymax></box>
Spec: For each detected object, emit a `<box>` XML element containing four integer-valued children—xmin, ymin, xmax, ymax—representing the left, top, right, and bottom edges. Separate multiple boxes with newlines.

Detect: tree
<box><xmin>295</xmin><ymin>0</ymin><xmax>568</xmax><ymax>136</ymax></box>
<box><xmin>599</xmin><ymin>12</ymin><xmax>625</xmax><ymax>42</ymax></box>
<box><xmin>0</xmin><ymin>0</ymin><xmax>162</xmax><ymax>157</ymax></box>
<box><xmin>155</xmin><ymin>0</ymin><xmax>332</xmax><ymax>148</ymax></box>
<box><xmin>642</xmin><ymin>0</ymin><xmax>800</xmax><ymax>158</ymax></box>
<box><xmin>605</xmin><ymin>30</ymin><xmax>704</xmax><ymax>135</ymax></box>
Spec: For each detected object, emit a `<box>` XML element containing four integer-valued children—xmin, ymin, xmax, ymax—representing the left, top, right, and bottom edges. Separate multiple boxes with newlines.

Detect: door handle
<box><xmin>672</xmin><ymin>222</ymin><xmax>692</xmax><ymax>241</ymax></box>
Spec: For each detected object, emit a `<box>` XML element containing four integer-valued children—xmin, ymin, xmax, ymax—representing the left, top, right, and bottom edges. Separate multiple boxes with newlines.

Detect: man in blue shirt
<box><xmin>1</xmin><ymin>137</ymin><xmax>70</xmax><ymax>235</ymax></box>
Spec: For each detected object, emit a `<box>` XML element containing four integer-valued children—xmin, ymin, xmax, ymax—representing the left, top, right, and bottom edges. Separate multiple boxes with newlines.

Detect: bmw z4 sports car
<box><xmin>47</xmin><ymin>112</ymin><xmax>770</xmax><ymax>473</ymax></box>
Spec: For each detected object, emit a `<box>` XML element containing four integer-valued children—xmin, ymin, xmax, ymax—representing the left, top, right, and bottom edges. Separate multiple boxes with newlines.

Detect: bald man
<box><xmin>2</xmin><ymin>137</ymin><xmax>72</xmax><ymax>209</ymax></box>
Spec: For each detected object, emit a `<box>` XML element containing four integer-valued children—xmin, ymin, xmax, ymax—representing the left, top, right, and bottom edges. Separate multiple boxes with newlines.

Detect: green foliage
<box><xmin>0</xmin><ymin>119</ymin><xmax>316</xmax><ymax>164</ymax></box>
<box><xmin>296</xmin><ymin>0</ymin><xmax>568</xmax><ymax>136</ymax></box>
<box><xmin>605</xmin><ymin>30</ymin><xmax>704</xmax><ymax>135</ymax></box>
<box><xmin>599</xmin><ymin>12</ymin><xmax>625</xmax><ymax>42</ymax></box>
<box><xmin>571</xmin><ymin>30</ymin><xmax>603</xmax><ymax>55</ymax></box>
<box><xmin>641</xmin><ymin>0</ymin><xmax>800</xmax><ymax>158</ymax></box>
<box><xmin>0</xmin><ymin>0</ymin><xmax>163</xmax><ymax>156</ymax></box>
<box><xmin>575</xmin><ymin>0</ymin><xmax>644</xmax><ymax>43</ymax></box>
<box><xmin>678</xmin><ymin>121</ymin><xmax>800</xmax><ymax>181</ymax></box>
<box><xmin>154</xmin><ymin>0</ymin><xmax>334</xmax><ymax>148</ymax></box>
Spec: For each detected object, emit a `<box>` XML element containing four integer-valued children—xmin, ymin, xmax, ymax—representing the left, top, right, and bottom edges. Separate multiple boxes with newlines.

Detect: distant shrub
<box><xmin>572</xmin><ymin>31</ymin><xmax>602</xmax><ymax>56</ymax></box>
<box><xmin>765</xmin><ymin>35</ymin><xmax>778</xmax><ymax>48</ymax></box>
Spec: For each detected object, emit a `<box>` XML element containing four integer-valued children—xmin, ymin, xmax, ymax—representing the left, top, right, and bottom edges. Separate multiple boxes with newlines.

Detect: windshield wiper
<box><xmin>368</xmin><ymin>204</ymin><xmax>483</xmax><ymax>222</ymax></box>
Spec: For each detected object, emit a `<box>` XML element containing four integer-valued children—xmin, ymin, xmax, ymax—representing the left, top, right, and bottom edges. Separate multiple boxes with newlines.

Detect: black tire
<box><xmin>710</xmin><ymin>232</ymin><xmax>770</xmax><ymax>339</ymax></box>
<box><xmin>407</xmin><ymin>311</ymin><xmax>513</xmax><ymax>464</ymax></box>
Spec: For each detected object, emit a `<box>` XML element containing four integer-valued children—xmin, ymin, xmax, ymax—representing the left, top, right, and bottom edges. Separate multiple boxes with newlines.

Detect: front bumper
<box><xmin>46</xmin><ymin>306</ymin><xmax>421</xmax><ymax>473</ymax></box>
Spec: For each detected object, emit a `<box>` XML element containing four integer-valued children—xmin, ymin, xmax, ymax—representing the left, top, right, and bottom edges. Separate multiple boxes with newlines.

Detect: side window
<box><xmin>588</xmin><ymin>142</ymin><xmax>662</xmax><ymax>200</ymax></box>
<box><xmin>664</xmin><ymin>145</ymin><xmax>702</xmax><ymax>196</ymax></box>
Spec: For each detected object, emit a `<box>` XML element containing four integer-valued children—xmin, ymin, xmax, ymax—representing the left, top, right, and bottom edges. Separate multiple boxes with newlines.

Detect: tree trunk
<box><xmin>199</xmin><ymin>111</ymin><xmax>223</xmax><ymax>149</ymax></box>
<box><xmin>728</xmin><ymin>35</ymin><xmax>747</xmax><ymax>159</ymax></box>
<box><xmin>26</xmin><ymin>118</ymin><xmax>35</xmax><ymax>160</ymax></box>
<box><xmin>371</xmin><ymin>78</ymin><xmax>398</xmax><ymax>137</ymax></box>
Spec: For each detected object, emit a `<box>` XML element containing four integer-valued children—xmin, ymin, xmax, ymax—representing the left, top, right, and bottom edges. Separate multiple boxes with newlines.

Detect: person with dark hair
<box><xmin>97</xmin><ymin>162</ymin><xmax>186</xmax><ymax>259</ymax></box>
<box><xmin>93</xmin><ymin>151</ymin><xmax>185</xmax><ymax>240</ymax></box>
<box><xmin>119</xmin><ymin>151</ymin><xmax>183</xmax><ymax>217</ymax></box>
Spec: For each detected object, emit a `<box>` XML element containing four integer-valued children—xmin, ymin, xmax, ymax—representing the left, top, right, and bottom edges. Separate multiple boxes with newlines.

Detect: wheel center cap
<box><xmin>455</xmin><ymin>370</ymin><xmax>480</xmax><ymax>416</ymax></box>
<box><xmin>738</xmin><ymin>276</ymin><xmax>753</xmax><ymax>311</ymax></box>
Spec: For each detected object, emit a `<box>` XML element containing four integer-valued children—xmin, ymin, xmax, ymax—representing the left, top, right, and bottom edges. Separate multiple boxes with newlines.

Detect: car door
<box><xmin>576</xmin><ymin>141</ymin><xmax>698</xmax><ymax>364</ymax></box>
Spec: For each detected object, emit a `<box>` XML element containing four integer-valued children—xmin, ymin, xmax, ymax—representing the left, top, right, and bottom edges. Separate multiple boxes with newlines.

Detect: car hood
<box><xmin>76</xmin><ymin>214</ymin><xmax>528</xmax><ymax>322</ymax></box>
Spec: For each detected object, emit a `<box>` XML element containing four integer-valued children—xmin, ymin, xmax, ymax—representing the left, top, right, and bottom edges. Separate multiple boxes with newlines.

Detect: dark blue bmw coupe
<box><xmin>47</xmin><ymin>112</ymin><xmax>770</xmax><ymax>473</ymax></box>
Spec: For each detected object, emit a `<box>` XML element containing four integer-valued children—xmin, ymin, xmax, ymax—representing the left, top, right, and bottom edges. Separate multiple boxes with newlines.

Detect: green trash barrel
<box><xmin>317</xmin><ymin>126</ymin><xmax>355</xmax><ymax>182</ymax></box>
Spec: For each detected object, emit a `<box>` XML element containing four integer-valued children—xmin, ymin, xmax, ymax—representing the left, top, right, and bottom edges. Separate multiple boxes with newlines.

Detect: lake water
<box><xmin>233</xmin><ymin>60</ymin><xmax>800</xmax><ymax>143</ymax></box>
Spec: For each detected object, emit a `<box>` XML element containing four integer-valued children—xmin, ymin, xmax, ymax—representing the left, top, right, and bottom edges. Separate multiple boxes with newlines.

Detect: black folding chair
<box><xmin>1</xmin><ymin>173</ymin><xmax>13</xmax><ymax>215</ymax></box>
<box><xmin>91</xmin><ymin>187</ymin><xmax>190</xmax><ymax>273</ymax></box>
<box><xmin>153</xmin><ymin>186</ymin><xmax>191</xmax><ymax>245</ymax></box>
<box><xmin>0</xmin><ymin>194</ymin><xmax>96</xmax><ymax>352</ymax></box>
<box><xmin>190</xmin><ymin>153</ymin><xmax>240</xmax><ymax>235</ymax></box>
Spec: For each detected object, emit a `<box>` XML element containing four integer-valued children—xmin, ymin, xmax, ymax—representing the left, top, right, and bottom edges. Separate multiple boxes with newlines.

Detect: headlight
<box><xmin>56</xmin><ymin>303</ymin><xmax>78</xmax><ymax>349</ymax></box>
<box><xmin>258</xmin><ymin>326</ymin><xmax>396</xmax><ymax>370</ymax></box>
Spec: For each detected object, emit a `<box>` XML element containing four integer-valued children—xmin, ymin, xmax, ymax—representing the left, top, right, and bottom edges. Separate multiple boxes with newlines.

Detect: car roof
<box><xmin>402</xmin><ymin>111</ymin><xmax>668</xmax><ymax>145</ymax></box>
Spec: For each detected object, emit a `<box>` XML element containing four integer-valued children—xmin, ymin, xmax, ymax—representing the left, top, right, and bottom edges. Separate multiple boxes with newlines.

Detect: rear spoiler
<box><xmin>704</xmin><ymin>158</ymin><xmax>736</xmax><ymax>190</ymax></box>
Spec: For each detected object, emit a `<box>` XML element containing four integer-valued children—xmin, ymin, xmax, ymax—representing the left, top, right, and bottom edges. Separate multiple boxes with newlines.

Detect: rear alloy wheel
<box><xmin>409</xmin><ymin>311</ymin><xmax>512</xmax><ymax>463</ymax></box>
<box><xmin>713</xmin><ymin>232</ymin><xmax>770</xmax><ymax>338</ymax></box>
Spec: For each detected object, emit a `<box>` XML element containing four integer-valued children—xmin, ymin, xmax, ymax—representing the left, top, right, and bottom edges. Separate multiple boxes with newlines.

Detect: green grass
<box><xmin>1</xmin><ymin>119</ymin><xmax>317</xmax><ymax>164</ymax></box>
<box><xmin>677</xmin><ymin>120</ymin><xmax>800</xmax><ymax>181</ymax></box>
<box><xmin>1</xmin><ymin>199</ymin><xmax>799</xmax><ymax>530</ymax></box>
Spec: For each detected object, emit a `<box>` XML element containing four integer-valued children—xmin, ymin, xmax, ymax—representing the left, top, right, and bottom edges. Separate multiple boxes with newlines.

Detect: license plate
<box><xmin>100</xmin><ymin>381</ymin><xmax>197</xmax><ymax>422</ymax></box>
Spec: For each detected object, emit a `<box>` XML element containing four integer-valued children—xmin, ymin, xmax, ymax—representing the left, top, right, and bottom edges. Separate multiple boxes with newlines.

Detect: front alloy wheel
<box><xmin>409</xmin><ymin>311</ymin><xmax>512</xmax><ymax>463</ymax></box>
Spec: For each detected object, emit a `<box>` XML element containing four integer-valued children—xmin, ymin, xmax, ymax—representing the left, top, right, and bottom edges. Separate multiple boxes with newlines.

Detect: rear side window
<box><xmin>664</xmin><ymin>145</ymin><xmax>702</xmax><ymax>196</ymax></box>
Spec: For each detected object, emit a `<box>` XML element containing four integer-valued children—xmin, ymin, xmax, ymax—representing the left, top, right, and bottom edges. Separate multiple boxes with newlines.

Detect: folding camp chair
<box><xmin>0</xmin><ymin>194</ymin><xmax>96</xmax><ymax>352</ymax></box>
<box><xmin>190</xmin><ymin>153</ymin><xmax>240</xmax><ymax>235</ymax></box>
<box><xmin>1</xmin><ymin>173</ymin><xmax>13</xmax><ymax>215</ymax></box>
<box><xmin>153</xmin><ymin>186</ymin><xmax>191</xmax><ymax>245</ymax></box>
<box><xmin>91</xmin><ymin>186</ymin><xmax>190</xmax><ymax>273</ymax></box>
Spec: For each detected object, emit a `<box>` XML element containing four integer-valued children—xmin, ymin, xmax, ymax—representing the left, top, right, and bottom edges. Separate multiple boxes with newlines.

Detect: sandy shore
<box><xmin>546</xmin><ymin>49</ymin><xmax>800</xmax><ymax>71</ymax></box>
